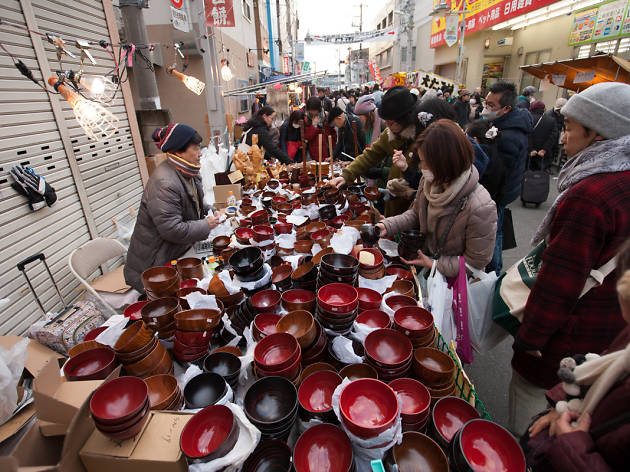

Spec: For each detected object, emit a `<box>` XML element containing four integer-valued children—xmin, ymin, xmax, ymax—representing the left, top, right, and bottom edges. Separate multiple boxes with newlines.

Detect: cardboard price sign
<box><xmin>205</xmin><ymin>0</ymin><xmax>235</xmax><ymax>27</ymax></box>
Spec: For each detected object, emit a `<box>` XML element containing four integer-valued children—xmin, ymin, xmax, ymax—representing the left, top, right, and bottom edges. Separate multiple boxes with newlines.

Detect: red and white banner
<box><xmin>430</xmin><ymin>0</ymin><xmax>559</xmax><ymax>48</ymax></box>
<box><xmin>205</xmin><ymin>0</ymin><xmax>235</xmax><ymax>28</ymax></box>
<box><xmin>368</xmin><ymin>61</ymin><xmax>382</xmax><ymax>83</ymax></box>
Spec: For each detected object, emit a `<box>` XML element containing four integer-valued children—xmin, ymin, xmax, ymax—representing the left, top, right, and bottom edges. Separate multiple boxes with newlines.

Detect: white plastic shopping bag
<box><xmin>466</xmin><ymin>264</ymin><xmax>507</xmax><ymax>353</ymax></box>
<box><xmin>426</xmin><ymin>260</ymin><xmax>456</xmax><ymax>346</ymax></box>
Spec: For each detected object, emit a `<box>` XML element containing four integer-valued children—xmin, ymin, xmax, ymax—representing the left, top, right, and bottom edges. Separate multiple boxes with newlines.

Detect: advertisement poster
<box><xmin>444</xmin><ymin>14</ymin><xmax>460</xmax><ymax>47</ymax></box>
<box><xmin>569</xmin><ymin>0</ymin><xmax>630</xmax><ymax>45</ymax></box>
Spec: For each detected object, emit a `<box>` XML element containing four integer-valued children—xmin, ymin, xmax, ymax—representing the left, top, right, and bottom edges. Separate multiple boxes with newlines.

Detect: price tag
<box><xmin>228</xmin><ymin>170</ymin><xmax>244</xmax><ymax>183</ymax></box>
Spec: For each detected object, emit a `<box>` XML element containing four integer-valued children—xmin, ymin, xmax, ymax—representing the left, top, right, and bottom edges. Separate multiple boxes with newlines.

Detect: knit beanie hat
<box><xmin>378</xmin><ymin>86</ymin><xmax>417</xmax><ymax>121</ymax></box>
<box><xmin>354</xmin><ymin>94</ymin><xmax>377</xmax><ymax>115</ymax></box>
<box><xmin>530</xmin><ymin>100</ymin><xmax>545</xmax><ymax>112</ymax></box>
<box><xmin>561</xmin><ymin>82</ymin><xmax>630</xmax><ymax>139</ymax></box>
<box><xmin>152</xmin><ymin>123</ymin><xmax>198</xmax><ymax>153</ymax></box>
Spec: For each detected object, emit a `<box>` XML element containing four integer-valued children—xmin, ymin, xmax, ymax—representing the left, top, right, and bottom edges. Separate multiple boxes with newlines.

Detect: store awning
<box><xmin>223</xmin><ymin>71</ymin><xmax>328</xmax><ymax>97</ymax></box>
<box><xmin>520</xmin><ymin>54</ymin><xmax>630</xmax><ymax>92</ymax></box>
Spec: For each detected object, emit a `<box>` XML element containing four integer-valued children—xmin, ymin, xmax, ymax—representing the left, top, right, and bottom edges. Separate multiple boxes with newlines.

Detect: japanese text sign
<box><xmin>205</xmin><ymin>0</ymin><xmax>235</xmax><ymax>28</ymax></box>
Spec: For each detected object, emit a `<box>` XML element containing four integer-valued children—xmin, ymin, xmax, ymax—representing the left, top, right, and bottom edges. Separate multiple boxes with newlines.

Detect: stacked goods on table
<box><xmin>48</xmin><ymin>172</ymin><xmax>521</xmax><ymax>472</ymax></box>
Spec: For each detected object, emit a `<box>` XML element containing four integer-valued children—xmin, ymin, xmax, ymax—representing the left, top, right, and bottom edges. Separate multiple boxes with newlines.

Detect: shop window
<box><xmin>388</xmin><ymin>12</ymin><xmax>393</xmax><ymax>26</ymax></box>
<box><xmin>594</xmin><ymin>40</ymin><xmax>616</xmax><ymax>54</ymax></box>
<box><xmin>242</xmin><ymin>0</ymin><xmax>251</xmax><ymax>21</ymax></box>
<box><xmin>618</xmin><ymin>38</ymin><xmax>630</xmax><ymax>54</ymax></box>
<box><xmin>576</xmin><ymin>45</ymin><xmax>592</xmax><ymax>59</ymax></box>
<box><xmin>238</xmin><ymin>79</ymin><xmax>249</xmax><ymax>112</ymax></box>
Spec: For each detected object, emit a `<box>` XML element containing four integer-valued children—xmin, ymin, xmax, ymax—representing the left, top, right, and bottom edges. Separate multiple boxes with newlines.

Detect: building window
<box><xmin>521</xmin><ymin>49</ymin><xmax>551</xmax><ymax>91</ymax></box>
<box><xmin>382</xmin><ymin>17</ymin><xmax>387</xmax><ymax>28</ymax></box>
<box><xmin>242</xmin><ymin>0</ymin><xmax>251</xmax><ymax>21</ymax></box>
<box><xmin>595</xmin><ymin>40</ymin><xmax>617</xmax><ymax>54</ymax></box>
<box><xmin>412</xmin><ymin>46</ymin><xmax>416</xmax><ymax>62</ymax></box>
<box><xmin>388</xmin><ymin>11</ymin><xmax>393</xmax><ymax>26</ymax></box>
<box><xmin>618</xmin><ymin>38</ymin><xmax>630</xmax><ymax>54</ymax></box>
<box><xmin>400</xmin><ymin>46</ymin><xmax>407</xmax><ymax>63</ymax></box>
<box><xmin>576</xmin><ymin>44</ymin><xmax>591</xmax><ymax>59</ymax></box>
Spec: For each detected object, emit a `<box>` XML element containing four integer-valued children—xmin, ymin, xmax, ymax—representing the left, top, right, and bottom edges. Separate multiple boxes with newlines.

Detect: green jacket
<box><xmin>341</xmin><ymin>125</ymin><xmax>416</xmax><ymax>216</ymax></box>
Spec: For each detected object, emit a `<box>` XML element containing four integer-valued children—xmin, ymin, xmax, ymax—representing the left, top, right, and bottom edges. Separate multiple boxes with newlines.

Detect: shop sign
<box><xmin>171</xmin><ymin>5</ymin><xmax>190</xmax><ymax>32</ymax></box>
<box><xmin>568</xmin><ymin>0</ymin><xmax>630</xmax><ymax>45</ymax></box>
<box><xmin>205</xmin><ymin>0</ymin><xmax>236</xmax><ymax>28</ymax></box>
<box><xmin>302</xmin><ymin>61</ymin><xmax>310</xmax><ymax>72</ymax></box>
<box><xmin>368</xmin><ymin>61</ymin><xmax>382</xmax><ymax>83</ymax></box>
<box><xmin>551</xmin><ymin>74</ymin><xmax>566</xmax><ymax>86</ymax></box>
<box><xmin>283</xmin><ymin>56</ymin><xmax>290</xmax><ymax>74</ymax></box>
<box><xmin>430</xmin><ymin>0</ymin><xmax>558</xmax><ymax>48</ymax></box>
<box><xmin>574</xmin><ymin>70</ymin><xmax>596</xmax><ymax>83</ymax></box>
<box><xmin>444</xmin><ymin>14</ymin><xmax>460</xmax><ymax>46</ymax></box>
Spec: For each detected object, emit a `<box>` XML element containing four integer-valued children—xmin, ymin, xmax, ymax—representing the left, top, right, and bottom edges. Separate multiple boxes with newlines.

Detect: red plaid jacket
<box><xmin>512</xmin><ymin>170</ymin><xmax>630</xmax><ymax>388</ymax></box>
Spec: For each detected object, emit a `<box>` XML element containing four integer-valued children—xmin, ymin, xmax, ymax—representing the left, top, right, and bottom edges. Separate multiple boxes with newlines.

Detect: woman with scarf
<box><xmin>124</xmin><ymin>124</ymin><xmax>220</xmax><ymax>292</ymax></box>
<box><xmin>508</xmin><ymin>82</ymin><xmax>630</xmax><ymax>438</ymax></box>
<box><xmin>375</xmin><ymin>119</ymin><xmax>497</xmax><ymax>278</ymax></box>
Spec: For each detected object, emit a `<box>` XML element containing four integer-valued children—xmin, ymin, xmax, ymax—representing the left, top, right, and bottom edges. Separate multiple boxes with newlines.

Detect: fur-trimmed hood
<box><xmin>386</xmin><ymin>123</ymin><xmax>416</xmax><ymax>142</ymax></box>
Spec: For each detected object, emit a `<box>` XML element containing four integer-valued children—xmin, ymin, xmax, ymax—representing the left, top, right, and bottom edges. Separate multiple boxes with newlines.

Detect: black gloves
<box><xmin>10</xmin><ymin>165</ymin><xmax>57</xmax><ymax>211</ymax></box>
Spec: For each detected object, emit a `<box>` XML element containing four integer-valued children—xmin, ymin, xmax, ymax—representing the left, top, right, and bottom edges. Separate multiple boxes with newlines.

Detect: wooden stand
<box><xmin>300</xmin><ymin>119</ymin><xmax>307</xmax><ymax>174</ymax></box>
<box><xmin>317</xmin><ymin>134</ymin><xmax>323</xmax><ymax>183</ymax></box>
<box><xmin>328</xmin><ymin>135</ymin><xmax>334</xmax><ymax>179</ymax></box>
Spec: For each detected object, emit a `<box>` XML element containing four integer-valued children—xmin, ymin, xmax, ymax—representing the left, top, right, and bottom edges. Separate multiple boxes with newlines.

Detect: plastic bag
<box><xmin>358</xmin><ymin>274</ymin><xmax>398</xmax><ymax>294</ymax></box>
<box><xmin>426</xmin><ymin>260</ymin><xmax>456</xmax><ymax>346</ymax></box>
<box><xmin>217</xmin><ymin>270</ymin><xmax>242</xmax><ymax>295</ymax></box>
<box><xmin>466</xmin><ymin>264</ymin><xmax>506</xmax><ymax>353</ymax></box>
<box><xmin>0</xmin><ymin>338</ymin><xmax>29</xmax><ymax>424</ymax></box>
<box><xmin>331</xmin><ymin>336</ymin><xmax>363</xmax><ymax>364</ymax></box>
<box><xmin>330</xmin><ymin>227</ymin><xmax>360</xmax><ymax>255</ymax></box>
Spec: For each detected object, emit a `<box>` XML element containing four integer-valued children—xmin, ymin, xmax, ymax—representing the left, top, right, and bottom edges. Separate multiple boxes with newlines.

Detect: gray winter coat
<box><xmin>124</xmin><ymin>160</ymin><xmax>211</xmax><ymax>291</ymax></box>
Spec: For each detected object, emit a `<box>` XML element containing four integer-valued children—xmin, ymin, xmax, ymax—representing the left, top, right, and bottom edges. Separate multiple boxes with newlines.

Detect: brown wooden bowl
<box><xmin>174</xmin><ymin>308</ymin><xmax>223</xmax><ymax>332</ymax></box>
<box><xmin>217</xmin><ymin>291</ymin><xmax>245</xmax><ymax>308</ymax></box>
<box><xmin>272</xmin><ymin>263</ymin><xmax>293</xmax><ymax>285</ymax></box>
<box><xmin>386</xmin><ymin>280</ymin><xmax>415</xmax><ymax>298</ymax></box>
<box><xmin>147</xmin><ymin>348</ymin><xmax>174</xmax><ymax>377</ymax></box>
<box><xmin>213</xmin><ymin>236</ymin><xmax>232</xmax><ymax>254</ymax></box>
<box><xmin>339</xmin><ymin>363</ymin><xmax>379</xmax><ymax>381</ymax></box>
<box><xmin>68</xmin><ymin>340</ymin><xmax>106</xmax><ymax>358</ymax></box>
<box><xmin>305</xmin><ymin>221</ymin><xmax>326</xmax><ymax>234</ymax></box>
<box><xmin>176</xmin><ymin>257</ymin><xmax>204</xmax><ymax>280</ymax></box>
<box><xmin>116</xmin><ymin>337</ymin><xmax>158</xmax><ymax>364</ymax></box>
<box><xmin>412</xmin><ymin>347</ymin><xmax>456</xmax><ymax>386</ymax></box>
<box><xmin>141</xmin><ymin>298</ymin><xmax>180</xmax><ymax>330</ymax></box>
<box><xmin>124</xmin><ymin>341</ymin><xmax>166</xmax><ymax>377</ymax></box>
<box><xmin>212</xmin><ymin>346</ymin><xmax>243</xmax><ymax>356</ymax></box>
<box><xmin>141</xmin><ymin>266</ymin><xmax>179</xmax><ymax>292</ymax></box>
<box><xmin>114</xmin><ymin>321</ymin><xmax>155</xmax><ymax>354</ymax></box>
<box><xmin>146</xmin><ymin>374</ymin><xmax>179</xmax><ymax>410</ymax></box>
<box><xmin>276</xmin><ymin>310</ymin><xmax>316</xmax><ymax>348</ymax></box>
<box><xmin>291</xmin><ymin>261</ymin><xmax>316</xmax><ymax>281</ymax></box>
<box><xmin>294</xmin><ymin>240</ymin><xmax>314</xmax><ymax>254</ymax></box>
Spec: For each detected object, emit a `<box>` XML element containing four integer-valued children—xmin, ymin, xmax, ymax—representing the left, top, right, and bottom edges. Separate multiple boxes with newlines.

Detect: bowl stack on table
<box><xmin>252</xmin><ymin>312</ymin><xmax>281</xmax><ymax>341</ymax></box>
<box><xmin>141</xmin><ymin>297</ymin><xmax>180</xmax><ymax>340</ymax></box>
<box><xmin>356</xmin><ymin>287</ymin><xmax>383</xmax><ymax>313</ymax></box>
<box><xmin>179</xmin><ymin>404</ymin><xmax>239</xmax><ymax>464</ymax></box>
<box><xmin>386</xmin><ymin>431</ymin><xmax>449</xmax><ymax>472</ymax></box>
<box><xmin>293</xmin><ymin>423</ymin><xmax>356</xmax><ymax>472</ymax></box>
<box><xmin>203</xmin><ymin>351</ymin><xmax>241</xmax><ymax>391</ymax></box>
<box><xmin>355</xmin><ymin>309</ymin><xmax>391</xmax><ymax>330</ymax></box>
<box><xmin>173</xmin><ymin>308</ymin><xmax>222</xmax><ymax>363</ymax></box>
<box><xmin>316</xmin><ymin>283</ymin><xmax>359</xmax><ymax>335</ymax></box>
<box><xmin>394</xmin><ymin>306</ymin><xmax>436</xmax><ymax>348</ymax></box>
<box><xmin>386</xmin><ymin>265</ymin><xmax>414</xmax><ymax>281</ymax></box>
<box><xmin>429</xmin><ymin>396</ymin><xmax>481</xmax><ymax>449</ymax></box>
<box><xmin>244</xmin><ymin>376</ymin><xmax>298</xmax><ymax>440</ymax></box>
<box><xmin>271</xmin><ymin>262</ymin><xmax>293</xmax><ymax>291</ymax></box>
<box><xmin>385</xmin><ymin>280</ymin><xmax>416</xmax><ymax>298</ymax></box>
<box><xmin>208</xmin><ymin>274</ymin><xmax>245</xmax><ymax>312</ymax></box>
<box><xmin>252</xmin><ymin>224</ymin><xmax>276</xmax><ymax>257</ymax></box>
<box><xmin>356</xmin><ymin>248</ymin><xmax>386</xmax><ymax>279</ymax></box>
<box><xmin>364</xmin><ymin>328</ymin><xmax>413</xmax><ymax>381</ymax></box>
<box><xmin>175</xmin><ymin>257</ymin><xmax>204</xmax><ymax>281</ymax></box>
<box><xmin>412</xmin><ymin>347</ymin><xmax>457</xmax><ymax>404</ymax></box>
<box><xmin>90</xmin><ymin>376</ymin><xmax>150</xmax><ymax>441</ymax></box>
<box><xmin>229</xmin><ymin>247</ymin><xmax>271</xmax><ymax>296</ymax></box>
<box><xmin>145</xmin><ymin>373</ymin><xmax>183</xmax><ymax>411</ymax></box>
<box><xmin>291</xmin><ymin>261</ymin><xmax>318</xmax><ymax>291</ymax></box>
<box><xmin>241</xmin><ymin>439</ymin><xmax>292</xmax><ymax>472</ymax></box>
<box><xmin>141</xmin><ymin>266</ymin><xmax>180</xmax><ymax>301</ymax></box>
<box><xmin>297</xmin><ymin>370</ymin><xmax>342</xmax><ymax>424</ymax></box>
<box><xmin>253</xmin><ymin>332</ymin><xmax>302</xmax><ymax>385</ymax></box>
<box><xmin>176</xmin><ymin>287</ymin><xmax>207</xmax><ymax>310</ymax></box>
<box><xmin>317</xmin><ymin>254</ymin><xmax>359</xmax><ymax>288</ymax></box>
<box><xmin>389</xmin><ymin>378</ymin><xmax>432</xmax><ymax>432</ymax></box>
<box><xmin>275</xmin><ymin>310</ymin><xmax>317</xmax><ymax>349</ymax></box>
<box><xmin>183</xmin><ymin>372</ymin><xmax>229</xmax><ymax>409</ymax></box>
<box><xmin>235</xmin><ymin>226</ymin><xmax>254</xmax><ymax>245</ymax></box>
<box><xmin>339</xmin><ymin>362</ymin><xmax>379</xmax><ymax>381</ymax></box>
<box><xmin>63</xmin><ymin>347</ymin><xmax>116</xmax><ymax>381</ymax></box>
<box><xmin>114</xmin><ymin>320</ymin><xmax>173</xmax><ymax>378</ymax></box>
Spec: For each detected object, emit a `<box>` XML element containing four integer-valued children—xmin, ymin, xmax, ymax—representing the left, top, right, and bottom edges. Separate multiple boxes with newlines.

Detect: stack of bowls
<box><xmin>339</xmin><ymin>363</ymin><xmax>379</xmax><ymax>381</ymax></box>
<box><xmin>212</xmin><ymin>236</ymin><xmax>231</xmax><ymax>256</ymax></box>
<box><xmin>180</xmin><ymin>405</ymin><xmax>239</xmax><ymax>464</ymax></box>
<box><xmin>300</xmin><ymin>362</ymin><xmax>337</xmax><ymax>382</ymax></box>
<box><xmin>318</xmin><ymin>203</ymin><xmax>337</xmax><ymax>221</ymax></box>
<box><xmin>389</xmin><ymin>378</ymin><xmax>431</xmax><ymax>432</ymax></box>
<box><xmin>176</xmin><ymin>257</ymin><xmax>204</xmax><ymax>280</ymax></box>
<box><xmin>356</xmin><ymin>248</ymin><xmax>386</xmax><ymax>279</ymax></box>
<box><xmin>252</xmin><ymin>289</ymin><xmax>282</xmax><ymax>313</ymax></box>
<box><xmin>294</xmin><ymin>240</ymin><xmax>314</xmax><ymax>255</ymax></box>
<box><xmin>338</xmin><ymin>378</ymin><xmax>399</xmax><ymax>439</ymax></box>
<box><xmin>385</xmin><ymin>294</ymin><xmax>418</xmax><ymax>313</ymax></box>
<box><xmin>386</xmin><ymin>265</ymin><xmax>414</xmax><ymax>281</ymax></box>
<box><xmin>253</xmin><ymin>332</ymin><xmax>302</xmax><ymax>384</ymax></box>
<box><xmin>235</xmin><ymin>227</ymin><xmax>254</xmax><ymax>245</ymax></box>
<box><xmin>355</xmin><ymin>309</ymin><xmax>391</xmax><ymax>330</ymax></box>
<box><xmin>394</xmin><ymin>306</ymin><xmax>436</xmax><ymax>348</ymax></box>
<box><xmin>274</xmin><ymin>221</ymin><xmax>293</xmax><ymax>235</ymax></box>
<box><xmin>318</xmin><ymin>254</ymin><xmax>359</xmax><ymax>288</ymax></box>
<box><xmin>203</xmin><ymin>352</ymin><xmax>241</xmax><ymax>391</ymax></box>
<box><xmin>244</xmin><ymin>376</ymin><xmax>298</xmax><ymax>440</ymax></box>
<box><xmin>114</xmin><ymin>321</ymin><xmax>173</xmax><ymax>378</ymax></box>
<box><xmin>276</xmin><ymin>310</ymin><xmax>317</xmax><ymax>348</ymax></box>
<box><xmin>451</xmin><ymin>419</ymin><xmax>526</xmax><ymax>472</ymax></box>
<box><xmin>176</xmin><ymin>287</ymin><xmax>207</xmax><ymax>310</ymax></box>
<box><xmin>250</xmin><ymin>209</ymin><xmax>269</xmax><ymax>225</ymax></box>
<box><xmin>123</xmin><ymin>300</ymin><xmax>149</xmax><ymax>320</ymax></box>
<box><xmin>329</xmin><ymin>214</ymin><xmax>350</xmax><ymax>230</ymax></box>
<box><xmin>412</xmin><ymin>347</ymin><xmax>457</xmax><ymax>404</ymax></box>
<box><xmin>291</xmin><ymin>261</ymin><xmax>318</xmax><ymax>291</ymax></box>
<box><xmin>174</xmin><ymin>308</ymin><xmax>222</xmax><ymax>363</ymax></box>
<box><xmin>398</xmin><ymin>230</ymin><xmax>426</xmax><ymax>261</ymax></box>
<box><xmin>294</xmin><ymin>424</ymin><xmax>355</xmax><ymax>472</ymax></box>
<box><xmin>229</xmin><ymin>247</ymin><xmax>268</xmax><ymax>294</ymax></box>
<box><xmin>386</xmin><ymin>280</ymin><xmax>416</xmax><ymax>298</ymax></box>
<box><xmin>146</xmin><ymin>374</ymin><xmax>183</xmax><ymax>411</ymax></box>
<box><xmin>90</xmin><ymin>377</ymin><xmax>150</xmax><ymax>441</ymax></box>
<box><xmin>297</xmin><ymin>370</ymin><xmax>342</xmax><ymax>423</ymax></box>
<box><xmin>364</xmin><ymin>328</ymin><xmax>413</xmax><ymax>381</ymax></box>
<box><xmin>282</xmin><ymin>289</ymin><xmax>316</xmax><ymax>313</ymax></box>
<box><xmin>183</xmin><ymin>372</ymin><xmax>228</xmax><ymax>409</ymax></box>
<box><xmin>301</xmin><ymin>319</ymin><xmax>328</xmax><ymax>364</ymax></box>
<box><xmin>63</xmin><ymin>347</ymin><xmax>116</xmax><ymax>381</ymax></box>
<box><xmin>242</xmin><ymin>439</ymin><xmax>292</xmax><ymax>472</ymax></box>
<box><xmin>252</xmin><ymin>225</ymin><xmax>276</xmax><ymax>255</ymax></box>
<box><xmin>316</xmin><ymin>283</ymin><xmax>359</xmax><ymax>335</ymax></box>
<box><xmin>429</xmin><ymin>396</ymin><xmax>480</xmax><ymax>449</ymax></box>
<box><xmin>387</xmin><ymin>432</ymin><xmax>449</xmax><ymax>472</ymax></box>
<box><xmin>252</xmin><ymin>312</ymin><xmax>281</xmax><ymax>341</ymax></box>
<box><xmin>272</xmin><ymin>263</ymin><xmax>293</xmax><ymax>291</ymax></box>
<box><xmin>141</xmin><ymin>297</ymin><xmax>180</xmax><ymax>339</ymax></box>
<box><xmin>228</xmin><ymin>298</ymin><xmax>258</xmax><ymax>336</ymax></box>
<box><xmin>356</xmin><ymin>287</ymin><xmax>383</xmax><ymax>313</ymax></box>
<box><xmin>141</xmin><ymin>266</ymin><xmax>180</xmax><ymax>300</ymax></box>
<box><xmin>310</xmin><ymin>229</ymin><xmax>332</xmax><ymax>248</ymax></box>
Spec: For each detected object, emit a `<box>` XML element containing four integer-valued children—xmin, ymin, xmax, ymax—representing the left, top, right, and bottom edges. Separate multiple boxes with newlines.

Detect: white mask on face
<box><xmin>481</xmin><ymin>107</ymin><xmax>499</xmax><ymax>121</ymax></box>
<box><xmin>469</xmin><ymin>98</ymin><xmax>477</xmax><ymax>105</ymax></box>
<box><xmin>421</xmin><ymin>169</ymin><xmax>435</xmax><ymax>182</ymax></box>
<box><xmin>292</xmin><ymin>123</ymin><xmax>300</xmax><ymax>129</ymax></box>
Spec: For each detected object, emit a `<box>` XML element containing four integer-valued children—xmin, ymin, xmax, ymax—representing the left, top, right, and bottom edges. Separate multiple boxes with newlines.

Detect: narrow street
<box><xmin>467</xmin><ymin>180</ymin><xmax>559</xmax><ymax>427</ymax></box>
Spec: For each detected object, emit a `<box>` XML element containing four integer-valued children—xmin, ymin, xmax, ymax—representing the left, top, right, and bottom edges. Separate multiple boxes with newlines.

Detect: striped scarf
<box><xmin>166</xmin><ymin>152</ymin><xmax>200</xmax><ymax>178</ymax></box>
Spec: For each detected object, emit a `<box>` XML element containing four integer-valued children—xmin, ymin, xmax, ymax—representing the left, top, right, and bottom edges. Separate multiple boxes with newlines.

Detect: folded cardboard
<box><xmin>213</xmin><ymin>184</ymin><xmax>241</xmax><ymax>209</ymax></box>
<box><xmin>79</xmin><ymin>411</ymin><xmax>192</xmax><ymax>472</ymax></box>
<box><xmin>32</xmin><ymin>360</ymin><xmax>120</xmax><ymax>427</ymax></box>
<box><xmin>39</xmin><ymin>419</ymin><xmax>69</xmax><ymax>438</ymax></box>
<box><xmin>87</xmin><ymin>265</ymin><xmax>130</xmax><ymax>294</ymax></box>
<box><xmin>0</xmin><ymin>419</ymin><xmax>66</xmax><ymax>472</ymax></box>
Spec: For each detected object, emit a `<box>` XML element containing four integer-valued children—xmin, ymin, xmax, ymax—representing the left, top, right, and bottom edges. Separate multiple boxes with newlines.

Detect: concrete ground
<box><xmin>465</xmin><ymin>180</ymin><xmax>559</xmax><ymax>427</ymax></box>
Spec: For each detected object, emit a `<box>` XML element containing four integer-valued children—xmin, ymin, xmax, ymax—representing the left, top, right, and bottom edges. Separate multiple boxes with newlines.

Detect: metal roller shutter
<box><xmin>0</xmin><ymin>0</ymin><xmax>146</xmax><ymax>335</ymax></box>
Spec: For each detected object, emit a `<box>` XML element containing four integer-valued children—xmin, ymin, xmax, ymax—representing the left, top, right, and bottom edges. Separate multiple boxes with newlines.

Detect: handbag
<box><xmin>236</xmin><ymin>127</ymin><xmax>252</xmax><ymax>154</ymax></box>
<box><xmin>492</xmin><ymin>241</ymin><xmax>617</xmax><ymax>336</ymax></box>
<box><xmin>287</xmin><ymin>141</ymin><xmax>300</xmax><ymax>159</ymax></box>
<box><xmin>502</xmin><ymin>207</ymin><xmax>517</xmax><ymax>250</ymax></box>
<box><xmin>451</xmin><ymin>257</ymin><xmax>473</xmax><ymax>364</ymax></box>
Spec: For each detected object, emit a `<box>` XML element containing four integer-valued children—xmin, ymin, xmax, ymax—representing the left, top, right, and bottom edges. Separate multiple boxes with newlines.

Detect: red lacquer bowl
<box><xmin>298</xmin><ymin>370</ymin><xmax>342</xmax><ymax>413</ymax></box>
<box><xmin>364</xmin><ymin>328</ymin><xmax>413</xmax><ymax>367</ymax></box>
<box><xmin>355</xmin><ymin>309</ymin><xmax>391</xmax><ymax>329</ymax></box>
<box><xmin>90</xmin><ymin>376</ymin><xmax>148</xmax><ymax>425</ymax></box>
<box><xmin>317</xmin><ymin>283</ymin><xmax>358</xmax><ymax>314</ymax></box>
<box><xmin>339</xmin><ymin>378</ymin><xmax>399</xmax><ymax>438</ymax></box>
<box><xmin>254</xmin><ymin>332</ymin><xmax>300</xmax><ymax>371</ymax></box>
<box><xmin>293</xmin><ymin>423</ymin><xmax>353</xmax><ymax>472</ymax></box>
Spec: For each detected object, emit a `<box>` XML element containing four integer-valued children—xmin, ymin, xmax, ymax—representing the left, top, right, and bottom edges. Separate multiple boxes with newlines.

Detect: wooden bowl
<box><xmin>146</xmin><ymin>374</ymin><xmax>179</xmax><ymax>410</ymax></box>
<box><xmin>68</xmin><ymin>340</ymin><xmax>106</xmax><ymax>358</ymax></box>
<box><xmin>176</xmin><ymin>257</ymin><xmax>204</xmax><ymax>280</ymax></box>
<box><xmin>124</xmin><ymin>341</ymin><xmax>167</xmax><ymax>377</ymax></box>
<box><xmin>392</xmin><ymin>432</ymin><xmax>448</xmax><ymax>472</ymax></box>
<box><xmin>276</xmin><ymin>310</ymin><xmax>316</xmax><ymax>348</ymax></box>
<box><xmin>294</xmin><ymin>240</ymin><xmax>314</xmax><ymax>254</ymax></box>
<box><xmin>174</xmin><ymin>309</ymin><xmax>222</xmax><ymax>332</ymax></box>
<box><xmin>141</xmin><ymin>266</ymin><xmax>179</xmax><ymax>292</ymax></box>
<box><xmin>212</xmin><ymin>236</ymin><xmax>231</xmax><ymax>254</ymax></box>
<box><xmin>114</xmin><ymin>320</ymin><xmax>155</xmax><ymax>353</ymax></box>
<box><xmin>339</xmin><ymin>363</ymin><xmax>379</xmax><ymax>381</ymax></box>
<box><xmin>412</xmin><ymin>347</ymin><xmax>456</xmax><ymax>386</ymax></box>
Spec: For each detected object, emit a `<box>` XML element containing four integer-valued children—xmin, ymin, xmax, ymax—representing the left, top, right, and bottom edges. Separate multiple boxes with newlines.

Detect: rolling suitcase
<box><xmin>521</xmin><ymin>157</ymin><xmax>549</xmax><ymax>207</ymax></box>
<box><xmin>17</xmin><ymin>253</ymin><xmax>106</xmax><ymax>355</ymax></box>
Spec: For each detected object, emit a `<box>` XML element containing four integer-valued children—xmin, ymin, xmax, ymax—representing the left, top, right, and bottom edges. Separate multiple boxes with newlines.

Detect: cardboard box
<box><xmin>0</xmin><ymin>336</ymin><xmax>64</xmax><ymax>444</ymax></box>
<box><xmin>213</xmin><ymin>183</ymin><xmax>242</xmax><ymax>209</ymax></box>
<box><xmin>79</xmin><ymin>411</ymin><xmax>192</xmax><ymax>472</ymax></box>
<box><xmin>0</xmin><ymin>419</ymin><xmax>66</xmax><ymax>472</ymax></box>
<box><xmin>32</xmin><ymin>360</ymin><xmax>120</xmax><ymax>428</ymax></box>
<box><xmin>39</xmin><ymin>420</ymin><xmax>70</xmax><ymax>438</ymax></box>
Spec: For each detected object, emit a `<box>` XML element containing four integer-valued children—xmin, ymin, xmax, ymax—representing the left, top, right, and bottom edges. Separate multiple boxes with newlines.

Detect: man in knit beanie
<box><xmin>509</xmin><ymin>82</ymin><xmax>630</xmax><ymax>437</ymax></box>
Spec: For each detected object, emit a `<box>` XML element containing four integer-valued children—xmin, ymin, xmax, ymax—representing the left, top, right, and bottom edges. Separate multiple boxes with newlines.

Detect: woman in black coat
<box><xmin>243</xmin><ymin>106</ymin><xmax>291</xmax><ymax>164</ymax></box>
<box><xmin>528</xmin><ymin>100</ymin><xmax>558</xmax><ymax>171</ymax></box>
<box><xmin>329</xmin><ymin>107</ymin><xmax>365</xmax><ymax>160</ymax></box>
<box><xmin>279</xmin><ymin>110</ymin><xmax>304</xmax><ymax>162</ymax></box>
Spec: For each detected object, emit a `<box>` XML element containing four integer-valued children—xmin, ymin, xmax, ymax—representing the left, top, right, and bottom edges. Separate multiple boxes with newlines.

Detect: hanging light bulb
<box><xmin>288</xmin><ymin>83</ymin><xmax>296</xmax><ymax>91</ymax></box>
<box><xmin>296</xmin><ymin>86</ymin><xmax>303</xmax><ymax>93</ymax></box>
<box><xmin>78</xmin><ymin>74</ymin><xmax>117</xmax><ymax>103</ymax></box>
<box><xmin>167</xmin><ymin>66</ymin><xmax>206</xmax><ymax>95</ymax></box>
<box><xmin>48</xmin><ymin>77</ymin><xmax>119</xmax><ymax>141</ymax></box>
<box><xmin>220</xmin><ymin>59</ymin><xmax>233</xmax><ymax>82</ymax></box>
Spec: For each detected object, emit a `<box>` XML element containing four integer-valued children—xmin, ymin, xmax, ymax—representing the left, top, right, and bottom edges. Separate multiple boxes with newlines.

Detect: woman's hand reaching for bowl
<box><xmin>401</xmin><ymin>249</ymin><xmax>433</xmax><ymax>268</ymax></box>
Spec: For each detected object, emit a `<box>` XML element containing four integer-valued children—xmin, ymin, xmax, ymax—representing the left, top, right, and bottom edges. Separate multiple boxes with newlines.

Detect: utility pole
<box><xmin>352</xmin><ymin>3</ymin><xmax>365</xmax><ymax>84</ymax></box>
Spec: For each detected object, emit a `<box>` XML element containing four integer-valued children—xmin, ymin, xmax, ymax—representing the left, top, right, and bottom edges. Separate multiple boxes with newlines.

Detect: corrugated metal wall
<box><xmin>0</xmin><ymin>0</ymin><xmax>144</xmax><ymax>335</ymax></box>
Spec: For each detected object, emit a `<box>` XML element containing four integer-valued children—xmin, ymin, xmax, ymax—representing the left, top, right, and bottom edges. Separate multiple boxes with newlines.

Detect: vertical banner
<box><xmin>205</xmin><ymin>0</ymin><xmax>236</xmax><ymax>27</ymax></box>
<box><xmin>368</xmin><ymin>61</ymin><xmax>382</xmax><ymax>83</ymax></box>
<box><xmin>444</xmin><ymin>14</ymin><xmax>460</xmax><ymax>47</ymax></box>
<box><xmin>283</xmin><ymin>56</ymin><xmax>290</xmax><ymax>74</ymax></box>
<box><xmin>296</xmin><ymin>41</ymin><xmax>305</xmax><ymax>62</ymax></box>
